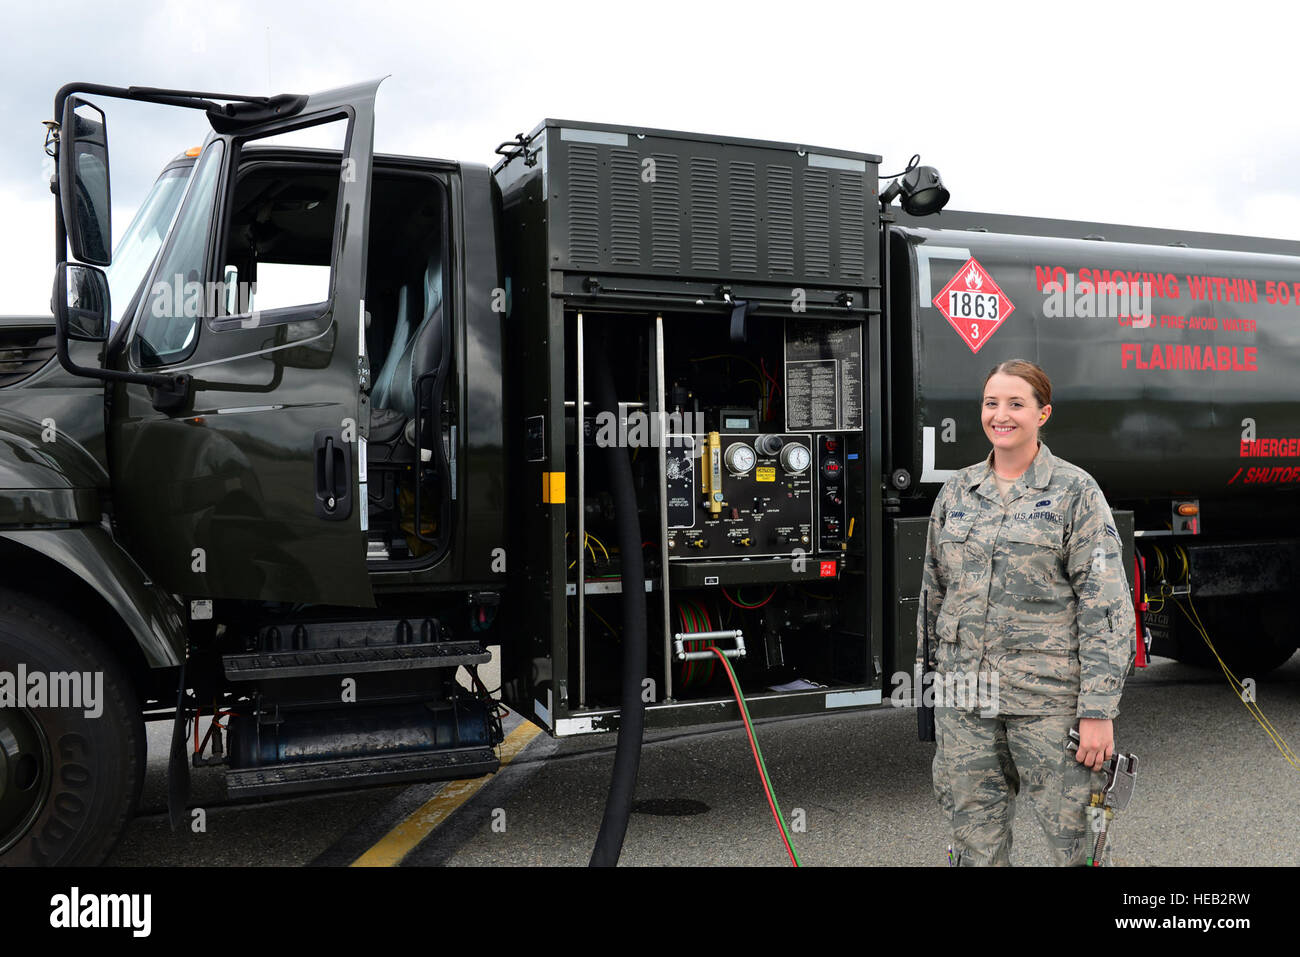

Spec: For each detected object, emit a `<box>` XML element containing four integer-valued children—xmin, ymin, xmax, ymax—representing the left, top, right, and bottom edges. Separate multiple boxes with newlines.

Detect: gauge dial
<box><xmin>780</xmin><ymin>443</ymin><xmax>811</xmax><ymax>474</ymax></box>
<box><xmin>724</xmin><ymin>442</ymin><xmax>757</xmax><ymax>474</ymax></box>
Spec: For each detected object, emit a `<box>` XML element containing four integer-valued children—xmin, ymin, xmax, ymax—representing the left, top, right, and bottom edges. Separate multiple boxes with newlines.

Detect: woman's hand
<box><xmin>1075</xmin><ymin>718</ymin><xmax>1114</xmax><ymax>770</ymax></box>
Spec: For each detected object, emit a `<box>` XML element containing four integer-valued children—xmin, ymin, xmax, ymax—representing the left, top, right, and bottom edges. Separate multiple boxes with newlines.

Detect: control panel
<box><xmin>816</xmin><ymin>433</ymin><xmax>847</xmax><ymax>552</ymax></box>
<box><xmin>665</xmin><ymin>432</ymin><xmax>814</xmax><ymax>560</ymax></box>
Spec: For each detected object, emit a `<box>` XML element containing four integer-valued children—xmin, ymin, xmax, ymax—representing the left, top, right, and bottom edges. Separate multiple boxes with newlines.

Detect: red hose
<box><xmin>711</xmin><ymin>647</ymin><xmax>798</xmax><ymax>866</ymax></box>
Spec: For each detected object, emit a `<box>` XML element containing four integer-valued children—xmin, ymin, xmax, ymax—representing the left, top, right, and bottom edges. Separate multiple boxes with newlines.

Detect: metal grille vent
<box><xmin>650</xmin><ymin>154</ymin><xmax>681</xmax><ymax>270</ymax></box>
<box><xmin>838</xmin><ymin>171</ymin><xmax>866</xmax><ymax>281</ymax></box>
<box><xmin>729</xmin><ymin>162</ymin><xmax>758</xmax><ymax>273</ymax></box>
<box><xmin>803</xmin><ymin>169</ymin><xmax>831</xmax><ymax>277</ymax></box>
<box><xmin>609</xmin><ymin>149</ymin><xmax>642</xmax><ymax>264</ymax></box>
<box><xmin>567</xmin><ymin>143</ymin><xmax>601</xmax><ymax>266</ymax></box>
<box><xmin>0</xmin><ymin>327</ymin><xmax>56</xmax><ymax>388</ymax></box>
<box><xmin>767</xmin><ymin>165</ymin><xmax>795</xmax><ymax>274</ymax></box>
<box><xmin>689</xmin><ymin>157</ymin><xmax>720</xmax><ymax>272</ymax></box>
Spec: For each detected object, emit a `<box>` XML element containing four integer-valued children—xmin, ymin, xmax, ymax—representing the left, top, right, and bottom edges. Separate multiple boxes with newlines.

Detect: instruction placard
<box><xmin>784</xmin><ymin>320</ymin><xmax>863</xmax><ymax>432</ymax></box>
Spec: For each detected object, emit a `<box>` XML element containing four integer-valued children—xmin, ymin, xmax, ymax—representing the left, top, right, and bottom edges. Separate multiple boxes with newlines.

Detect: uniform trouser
<box><xmin>933</xmin><ymin>707</ymin><xmax>1112</xmax><ymax>866</ymax></box>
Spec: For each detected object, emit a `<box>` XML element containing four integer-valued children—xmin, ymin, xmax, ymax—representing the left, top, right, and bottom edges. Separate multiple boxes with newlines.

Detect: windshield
<box><xmin>105</xmin><ymin>163</ymin><xmax>192</xmax><ymax>331</ymax></box>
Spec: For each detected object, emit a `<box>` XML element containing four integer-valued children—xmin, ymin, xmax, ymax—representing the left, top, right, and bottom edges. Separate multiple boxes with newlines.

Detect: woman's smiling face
<box><xmin>982</xmin><ymin>372</ymin><xmax>1050</xmax><ymax>453</ymax></box>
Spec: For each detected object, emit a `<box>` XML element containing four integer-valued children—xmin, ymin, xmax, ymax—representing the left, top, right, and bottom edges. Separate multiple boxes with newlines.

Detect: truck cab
<box><xmin>2</xmin><ymin>80</ymin><xmax>510</xmax><ymax>863</ymax></box>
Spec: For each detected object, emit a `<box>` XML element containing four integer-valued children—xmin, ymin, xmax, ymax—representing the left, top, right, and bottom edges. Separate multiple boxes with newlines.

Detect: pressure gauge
<box><xmin>724</xmin><ymin>442</ymin><xmax>756</xmax><ymax>474</ymax></box>
<box><xmin>780</xmin><ymin>443</ymin><xmax>811</xmax><ymax>474</ymax></box>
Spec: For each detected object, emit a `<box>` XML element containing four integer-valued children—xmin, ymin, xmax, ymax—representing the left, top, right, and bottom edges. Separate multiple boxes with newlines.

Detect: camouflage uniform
<box><xmin>917</xmin><ymin>441</ymin><xmax>1136</xmax><ymax>866</ymax></box>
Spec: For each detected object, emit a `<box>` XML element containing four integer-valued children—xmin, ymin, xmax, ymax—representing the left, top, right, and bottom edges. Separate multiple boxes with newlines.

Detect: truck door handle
<box><xmin>314</xmin><ymin>428</ymin><xmax>353</xmax><ymax>520</ymax></box>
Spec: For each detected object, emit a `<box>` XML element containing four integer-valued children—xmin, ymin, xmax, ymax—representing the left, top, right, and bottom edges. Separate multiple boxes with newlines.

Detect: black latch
<box><xmin>314</xmin><ymin>428</ymin><xmax>353</xmax><ymax>520</ymax></box>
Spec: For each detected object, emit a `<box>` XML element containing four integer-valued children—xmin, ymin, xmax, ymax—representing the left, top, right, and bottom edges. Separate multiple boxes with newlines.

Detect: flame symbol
<box><xmin>964</xmin><ymin>264</ymin><xmax>983</xmax><ymax>291</ymax></box>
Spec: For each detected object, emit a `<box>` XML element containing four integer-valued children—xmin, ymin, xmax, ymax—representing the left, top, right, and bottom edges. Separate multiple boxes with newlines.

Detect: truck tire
<box><xmin>0</xmin><ymin>589</ymin><xmax>145</xmax><ymax>865</ymax></box>
<box><xmin>1167</xmin><ymin>596</ymin><xmax>1298</xmax><ymax>677</ymax></box>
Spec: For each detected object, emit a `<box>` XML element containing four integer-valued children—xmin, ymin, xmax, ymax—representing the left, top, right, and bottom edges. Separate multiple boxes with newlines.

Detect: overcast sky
<box><xmin>3</xmin><ymin>0</ymin><xmax>1298</xmax><ymax>314</ymax></box>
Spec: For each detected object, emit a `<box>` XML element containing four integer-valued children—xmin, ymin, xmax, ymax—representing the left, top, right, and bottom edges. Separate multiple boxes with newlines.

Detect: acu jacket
<box><xmin>916</xmin><ymin>442</ymin><xmax>1137</xmax><ymax>719</ymax></box>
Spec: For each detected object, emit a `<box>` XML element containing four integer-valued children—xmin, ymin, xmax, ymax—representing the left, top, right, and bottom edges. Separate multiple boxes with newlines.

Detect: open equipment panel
<box><xmin>497</xmin><ymin>119</ymin><xmax>887</xmax><ymax>734</ymax></box>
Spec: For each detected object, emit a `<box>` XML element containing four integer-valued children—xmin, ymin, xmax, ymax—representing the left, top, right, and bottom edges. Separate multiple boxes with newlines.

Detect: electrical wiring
<box><xmin>1172</xmin><ymin>594</ymin><xmax>1298</xmax><ymax>771</ymax></box>
<box><xmin>759</xmin><ymin>357</ymin><xmax>782</xmax><ymax>421</ymax></box>
<box><xmin>690</xmin><ymin>354</ymin><xmax>768</xmax><ymax>417</ymax></box>
<box><xmin>586</xmin><ymin>604</ymin><xmax>620</xmax><ymax>638</ymax></box>
<box><xmin>760</xmin><ymin>357</ymin><xmax>781</xmax><ymax>399</ymax></box>
<box><xmin>1146</xmin><ymin>544</ymin><xmax>1287</xmax><ymax>743</ymax></box>
<box><xmin>586</xmin><ymin>532</ymin><xmax>610</xmax><ymax>563</ymax></box>
<box><xmin>722</xmin><ymin>585</ymin><xmax>778</xmax><ymax>609</ymax></box>
<box><xmin>1143</xmin><ymin>545</ymin><xmax>1168</xmax><ymax>612</ymax></box>
<box><xmin>676</xmin><ymin>600</ymin><xmax>716</xmax><ymax>687</ymax></box>
<box><xmin>566</xmin><ymin>531</ymin><xmax>607</xmax><ymax>569</ymax></box>
<box><xmin>678</xmin><ymin>604</ymin><xmax>697</xmax><ymax>686</ymax></box>
<box><xmin>709</xmin><ymin>646</ymin><xmax>801</xmax><ymax>866</ymax></box>
<box><xmin>464</xmin><ymin>666</ymin><xmax>507</xmax><ymax>740</ymax></box>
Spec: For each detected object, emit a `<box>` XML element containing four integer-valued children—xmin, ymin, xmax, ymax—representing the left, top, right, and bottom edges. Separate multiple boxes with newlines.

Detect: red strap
<box><xmin>1133</xmin><ymin>553</ymin><xmax>1148</xmax><ymax>668</ymax></box>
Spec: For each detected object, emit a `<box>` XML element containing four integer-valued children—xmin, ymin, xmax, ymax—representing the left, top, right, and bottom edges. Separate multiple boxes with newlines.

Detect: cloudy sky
<box><xmin>2</xmin><ymin>0</ymin><xmax>1297</xmax><ymax>314</ymax></box>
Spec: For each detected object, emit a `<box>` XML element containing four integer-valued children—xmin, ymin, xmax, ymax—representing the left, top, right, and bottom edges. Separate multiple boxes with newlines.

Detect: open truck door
<box><xmin>54</xmin><ymin>80</ymin><xmax>382</xmax><ymax>606</ymax></box>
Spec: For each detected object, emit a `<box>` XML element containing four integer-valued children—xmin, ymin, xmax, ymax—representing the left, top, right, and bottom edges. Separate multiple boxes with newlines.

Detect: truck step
<box><xmin>222</xmin><ymin>640</ymin><xmax>489</xmax><ymax>680</ymax></box>
<box><xmin>226</xmin><ymin>746</ymin><xmax>499</xmax><ymax>798</ymax></box>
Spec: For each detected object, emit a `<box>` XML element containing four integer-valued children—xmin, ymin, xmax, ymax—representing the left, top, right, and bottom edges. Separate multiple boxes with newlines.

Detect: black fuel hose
<box><xmin>588</xmin><ymin>334</ymin><xmax>647</xmax><ymax>867</ymax></box>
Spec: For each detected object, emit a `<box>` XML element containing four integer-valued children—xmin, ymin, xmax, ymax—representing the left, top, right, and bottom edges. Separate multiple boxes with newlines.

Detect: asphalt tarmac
<box><xmin>106</xmin><ymin>653</ymin><xmax>1300</xmax><ymax>866</ymax></box>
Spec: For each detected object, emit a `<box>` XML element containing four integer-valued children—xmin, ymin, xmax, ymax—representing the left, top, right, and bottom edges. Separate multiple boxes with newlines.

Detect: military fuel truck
<box><xmin>1</xmin><ymin>78</ymin><xmax>1295</xmax><ymax>864</ymax></box>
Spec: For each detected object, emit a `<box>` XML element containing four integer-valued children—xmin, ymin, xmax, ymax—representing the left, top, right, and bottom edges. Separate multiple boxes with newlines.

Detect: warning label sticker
<box><xmin>934</xmin><ymin>258</ymin><xmax>1015</xmax><ymax>353</ymax></box>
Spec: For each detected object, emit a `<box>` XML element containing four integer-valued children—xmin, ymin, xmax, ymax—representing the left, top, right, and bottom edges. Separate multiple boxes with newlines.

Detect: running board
<box><xmin>226</xmin><ymin>746</ymin><xmax>499</xmax><ymax>798</ymax></box>
<box><xmin>222</xmin><ymin>640</ymin><xmax>490</xmax><ymax>680</ymax></box>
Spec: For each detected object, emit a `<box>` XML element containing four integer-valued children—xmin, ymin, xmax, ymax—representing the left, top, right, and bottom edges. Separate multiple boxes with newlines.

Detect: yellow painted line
<box><xmin>350</xmin><ymin>721</ymin><xmax>543</xmax><ymax>867</ymax></box>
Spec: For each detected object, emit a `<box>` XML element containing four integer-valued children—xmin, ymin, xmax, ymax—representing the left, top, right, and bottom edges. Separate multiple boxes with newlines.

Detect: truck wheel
<box><xmin>1167</xmin><ymin>596</ymin><xmax>1298</xmax><ymax>677</ymax></box>
<box><xmin>0</xmin><ymin>590</ymin><xmax>145</xmax><ymax>865</ymax></box>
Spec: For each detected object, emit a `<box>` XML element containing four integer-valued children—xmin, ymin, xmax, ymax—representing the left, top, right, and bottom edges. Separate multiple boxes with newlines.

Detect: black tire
<box><xmin>0</xmin><ymin>588</ymin><xmax>145</xmax><ymax>865</ymax></box>
<box><xmin>1166</xmin><ymin>595</ymin><xmax>1299</xmax><ymax>677</ymax></box>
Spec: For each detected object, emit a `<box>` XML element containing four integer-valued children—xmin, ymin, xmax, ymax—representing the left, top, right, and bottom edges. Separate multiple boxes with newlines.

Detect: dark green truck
<box><xmin>1</xmin><ymin>80</ymin><xmax>1294</xmax><ymax>863</ymax></box>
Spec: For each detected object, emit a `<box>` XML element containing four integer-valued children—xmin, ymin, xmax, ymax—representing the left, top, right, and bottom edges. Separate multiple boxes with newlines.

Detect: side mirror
<box><xmin>58</xmin><ymin>97</ymin><xmax>113</xmax><ymax>266</ymax></box>
<box><xmin>50</xmin><ymin>259</ymin><xmax>190</xmax><ymax>412</ymax></box>
<box><xmin>54</xmin><ymin>261</ymin><xmax>111</xmax><ymax>342</ymax></box>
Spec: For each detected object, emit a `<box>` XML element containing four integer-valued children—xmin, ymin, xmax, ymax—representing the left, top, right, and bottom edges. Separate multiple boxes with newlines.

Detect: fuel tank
<box><xmin>888</xmin><ymin>223</ymin><xmax>1300</xmax><ymax>506</ymax></box>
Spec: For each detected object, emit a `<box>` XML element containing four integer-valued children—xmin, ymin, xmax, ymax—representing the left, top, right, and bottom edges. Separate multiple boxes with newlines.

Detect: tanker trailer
<box><xmin>884</xmin><ymin>210</ymin><xmax>1300</xmax><ymax>676</ymax></box>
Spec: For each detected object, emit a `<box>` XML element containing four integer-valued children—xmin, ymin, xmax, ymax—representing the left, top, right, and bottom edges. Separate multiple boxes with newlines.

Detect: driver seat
<box><xmin>370</xmin><ymin>249</ymin><xmax>444</xmax><ymax>448</ymax></box>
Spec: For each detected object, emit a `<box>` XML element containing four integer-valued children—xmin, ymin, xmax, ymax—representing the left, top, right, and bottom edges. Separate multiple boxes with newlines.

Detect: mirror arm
<box><xmin>54</xmin><ymin>172</ymin><xmax>67</xmax><ymax>267</ymax></box>
<box><xmin>54</xmin><ymin>319</ymin><xmax>192</xmax><ymax>398</ymax></box>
